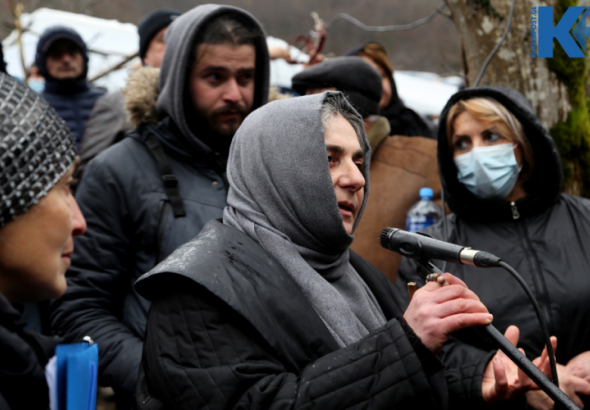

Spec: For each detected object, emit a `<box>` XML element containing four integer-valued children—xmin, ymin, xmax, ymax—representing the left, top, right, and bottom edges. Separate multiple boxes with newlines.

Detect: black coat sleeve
<box><xmin>50</xmin><ymin>156</ymin><xmax>142</xmax><ymax>399</ymax></box>
<box><xmin>138</xmin><ymin>282</ymin><xmax>450</xmax><ymax>410</ymax></box>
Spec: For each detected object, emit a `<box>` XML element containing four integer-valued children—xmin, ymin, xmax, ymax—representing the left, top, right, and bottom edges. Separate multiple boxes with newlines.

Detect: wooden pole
<box><xmin>6</xmin><ymin>0</ymin><xmax>28</xmax><ymax>83</ymax></box>
<box><xmin>88</xmin><ymin>51</ymin><xmax>138</xmax><ymax>83</ymax></box>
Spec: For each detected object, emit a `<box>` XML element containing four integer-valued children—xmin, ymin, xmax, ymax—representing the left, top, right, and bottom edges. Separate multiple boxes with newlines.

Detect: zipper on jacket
<box><xmin>510</xmin><ymin>201</ymin><xmax>520</xmax><ymax>220</ymax></box>
<box><xmin>513</xmin><ymin>218</ymin><xmax>555</xmax><ymax>338</ymax></box>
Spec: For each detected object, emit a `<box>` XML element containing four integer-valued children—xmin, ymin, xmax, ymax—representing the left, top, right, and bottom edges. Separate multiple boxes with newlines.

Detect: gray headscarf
<box><xmin>223</xmin><ymin>92</ymin><xmax>386</xmax><ymax>347</ymax></box>
<box><xmin>0</xmin><ymin>73</ymin><xmax>76</xmax><ymax>226</ymax></box>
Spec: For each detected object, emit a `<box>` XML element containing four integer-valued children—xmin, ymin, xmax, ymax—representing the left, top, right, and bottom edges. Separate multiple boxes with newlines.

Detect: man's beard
<box><xmin>189</xmin><ymin>103</ymin><xmax>250</xmax><ymax>156</ymax></box>
<box><xmin>204</xmin><ymin>103</ymin><xmax>249</xmax><ymax>138</ymax></box>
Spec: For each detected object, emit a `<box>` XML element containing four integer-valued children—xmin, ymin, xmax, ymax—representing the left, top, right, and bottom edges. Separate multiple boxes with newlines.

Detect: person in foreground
<box><xmin>0</xmin><ymin>73</ymin><xmax>86</xmax><ymax>409</ymax></box>
<box><xmin>134</xmin><ymin>92</ymin><xmax>540</xmax><ymax>409</ymax></box>
<box><xmin>398</xmin><ymin>86</ymin><xmax>590</xmax><ymax>409</ymax></box>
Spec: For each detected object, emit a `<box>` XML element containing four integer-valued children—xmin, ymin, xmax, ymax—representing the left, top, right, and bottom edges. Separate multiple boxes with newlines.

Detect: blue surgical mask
<box><xmin>28</xmin><ymin>79</ymin><xmax>45</xmax><ymax>94</ymax></box>
<box><xmin>454</xmin><ymin>143</ymin><xmax>520</xmax><ymax>200</ymax></box>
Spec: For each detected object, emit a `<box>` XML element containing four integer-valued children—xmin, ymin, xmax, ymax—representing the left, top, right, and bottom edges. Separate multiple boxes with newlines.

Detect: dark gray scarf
<box><xmin>223</xmin><ymin>92</ymin><xmax>386</xmax><ymax>347</ymax></box>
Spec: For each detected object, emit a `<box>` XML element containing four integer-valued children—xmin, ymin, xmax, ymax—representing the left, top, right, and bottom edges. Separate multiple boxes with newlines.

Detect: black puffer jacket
<box><xmin>135</xmin><ymin>220</ymin><xmax>497</xmax><ymax>410</ymax></box>
<box><xmin>50</xmin><ymin>5</ymin><xmax>270</xmax><ymax>406</ymax></box>
<box><xmin>49</xmin><ymin>119</ymin><xmax>229</xmax><ymax>402</ymax></box>
<box><xmin>398</xmin><ymin>87</ymin><xmax>590</xmax><ymax>365</ymax></box>
<box><xmin>0</xmin><ymin>294</ymin><xmax>60</xmax><ymax>410</ymax></box>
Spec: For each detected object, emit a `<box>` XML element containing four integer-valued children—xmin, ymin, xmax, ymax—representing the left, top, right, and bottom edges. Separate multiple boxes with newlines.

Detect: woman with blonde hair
<box><xmin>399</xmin><ymin>86</ymin><xmax>590</xmax><ymax>409</ymax></box>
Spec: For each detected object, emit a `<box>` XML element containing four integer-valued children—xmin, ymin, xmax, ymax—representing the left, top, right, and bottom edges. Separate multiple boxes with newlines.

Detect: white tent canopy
<box><xmin>2</xmin><ymin>8</ymin><xmax>460</xmax><ymax>116</ymax></box>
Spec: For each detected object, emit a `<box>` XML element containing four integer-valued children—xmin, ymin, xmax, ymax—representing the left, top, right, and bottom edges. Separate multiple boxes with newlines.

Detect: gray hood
<box><xmin>223</xmin><ymin>92</ymin><xmax>387</xmax><ymax>348</ymax></box>
<box><xmin>156</xmin><ymin>4</ymin><xmax>269</xmax><ymax>155</ymax></box>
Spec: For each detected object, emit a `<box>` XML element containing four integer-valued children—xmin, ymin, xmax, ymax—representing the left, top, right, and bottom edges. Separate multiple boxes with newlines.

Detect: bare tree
<box><xmin>445</xmin><ymin>0</ymin><xmax>590</xmax><ymax>196</ymax></box>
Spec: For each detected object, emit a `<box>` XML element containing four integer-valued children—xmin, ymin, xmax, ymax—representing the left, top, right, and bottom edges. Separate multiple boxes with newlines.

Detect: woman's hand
<box><xmin>482</xmin><ymin>326</ymin><xmax>533</xmax><ymax>402</ymax></box>
<box><xmin>526</xmin><ymin>341</ymin><xmax>590</xmax><ymax>409</ymax></box>
<box><xmin>403</xmin><ymin>273</ymin><xmax>492</xmax><ymax>355</ymax></box>
<box><xmin>567</xmin><ymin>351</ymin><xmax>590</xmax><ymax>383</ymax></box>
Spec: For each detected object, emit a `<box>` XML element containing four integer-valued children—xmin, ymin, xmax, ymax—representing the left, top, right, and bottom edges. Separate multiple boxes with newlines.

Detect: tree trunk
<box><xmin>445</xmin><ymin>0</ymin><xmax>590</xmax><ymax>196</ymax></box>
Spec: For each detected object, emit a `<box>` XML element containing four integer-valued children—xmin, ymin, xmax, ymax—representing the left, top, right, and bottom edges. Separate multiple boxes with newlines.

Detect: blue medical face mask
<box><xmin>28</xmin><ymin>79</ymin><xmax>45</xmax><ymax>94</ymax></box>
<box><xmin>454</xmin><ymin>143</ymin><xmax>521</xmax><ymax>200</ymax></box>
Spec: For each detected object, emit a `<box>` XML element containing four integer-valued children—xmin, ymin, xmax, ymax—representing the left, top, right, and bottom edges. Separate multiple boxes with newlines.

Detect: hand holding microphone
<box><xmin>403</xmin><ymin>272</ymin><xmax>492</xmax><ymax>356</ymax></box>
<box><xmin>381</xmin><ymin>227</ymin><xmax>580</xmax><ymax>409</ymax></box>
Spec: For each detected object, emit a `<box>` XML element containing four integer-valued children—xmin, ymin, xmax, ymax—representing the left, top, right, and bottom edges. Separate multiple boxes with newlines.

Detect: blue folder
<box><xmin>55</xmin><ymin>341</ymin><xmax>98</xmax><ymax>410</ymax></box>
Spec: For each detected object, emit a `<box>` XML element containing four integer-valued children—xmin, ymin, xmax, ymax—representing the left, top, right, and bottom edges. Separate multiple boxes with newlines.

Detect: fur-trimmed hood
<box><xmin>123</xmin><ymin>67</ymin><xmax>160</xmax><ymax>130</ymax></box>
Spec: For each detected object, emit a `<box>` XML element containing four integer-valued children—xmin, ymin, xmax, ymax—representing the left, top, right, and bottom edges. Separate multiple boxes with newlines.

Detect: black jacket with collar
<box><xmin>0</xmin><ymin>295</ymin><xmax>61</xmax><ymax>410</ymax></box>
<box><xmin>49</xmin><ymin>119</ymin><xmax>229</xmax><ymax>404</ymax></box>
<box><xmin>398</xmin><ymin>87</ymin><xmax>590</xmax><ymax>366</ymax></box>
<box><xmin>134</xmin><ymin>220</ymin><xmax>494</xmax><ymax>410</ymax></box>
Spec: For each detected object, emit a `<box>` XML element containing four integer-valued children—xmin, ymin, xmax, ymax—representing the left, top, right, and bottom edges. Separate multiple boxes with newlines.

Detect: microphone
<box><xmin>379</xmin><ymin>228</ymin><xmax>501</xmax><ymax>268</ymax></box>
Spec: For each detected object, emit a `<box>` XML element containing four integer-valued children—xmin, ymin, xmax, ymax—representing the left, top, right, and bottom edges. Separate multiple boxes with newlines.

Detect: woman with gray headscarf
<box><xmin>0</xmin><ymin>73</ymin><xmax>86</xmax><ymax>409</ymax></box>
<box><xmin>135</xmin><ymin>92</ymin><xmax>533</xmax><ymax>410</ymax></box>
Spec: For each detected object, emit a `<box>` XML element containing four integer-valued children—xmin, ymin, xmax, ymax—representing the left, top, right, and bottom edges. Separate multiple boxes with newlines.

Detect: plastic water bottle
<box><xmin>406</xmin><ymin>187</ymin><xmax>442</xmax><ymax>233</ymax></box>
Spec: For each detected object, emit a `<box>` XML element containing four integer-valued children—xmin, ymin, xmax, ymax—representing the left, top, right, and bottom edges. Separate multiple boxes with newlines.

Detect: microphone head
<box><xmin>379</xmin><ymin>227</ymin><xmax>396</xmax><ymax>250</ymax></box>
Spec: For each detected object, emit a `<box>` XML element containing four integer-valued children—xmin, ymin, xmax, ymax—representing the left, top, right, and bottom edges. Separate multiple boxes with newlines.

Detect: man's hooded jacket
<box><xmin>49</xmin><ymin>5</ymin><xmax>269</xmax><ymax>405</ymax></box>
<box><xmin>35</xmin><ymin>26</ymin><xmax>106</xmax><ymax>148</ymax></box>
<box><xmin>398</xmin><ymin>87</ymin><xmax>590</xmax><ymax>369</ymax></box>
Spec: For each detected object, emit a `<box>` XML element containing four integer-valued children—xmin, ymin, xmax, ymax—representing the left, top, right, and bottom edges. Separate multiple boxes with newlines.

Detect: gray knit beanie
<box><xmin>0</xmin><ymin>73</ymin><xmax>76</xmax><ymax>226</ymax></box>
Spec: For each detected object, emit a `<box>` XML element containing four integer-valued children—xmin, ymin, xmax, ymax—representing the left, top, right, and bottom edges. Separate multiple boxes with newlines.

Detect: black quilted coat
<box><xmin>134</xmin><ymin>220</ymin><xmax>495</xmax><ymax>410</ymax></box>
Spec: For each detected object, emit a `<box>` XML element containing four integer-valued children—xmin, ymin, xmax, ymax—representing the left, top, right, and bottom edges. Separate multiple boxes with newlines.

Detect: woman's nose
<box><xmin>70</xmin><ymin>197</ymin><xmax>86</xmax><ymax>237</ymax></box>
<box><xmin>341</xmin><ymin>161</ymin><xmax>365</xmax><ymax>192</ymax></box>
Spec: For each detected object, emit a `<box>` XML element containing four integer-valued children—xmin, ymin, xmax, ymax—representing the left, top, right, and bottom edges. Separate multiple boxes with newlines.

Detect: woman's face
<box><xmin>324</xmin><ymin>114</ymin><xmax>366</xmax><ymax>234</ymax></box>
<box><xmin>452</xmin><ymin>111</ymin><xmax>528</xmax><ymax>202</ymax></box>
<box><xmin>361</xmin><ymin>56</ymin><xmax>392</xmax><ymax>110</ymax></box>
<box><xmin>0</xmin><ymin>166</ymin><xmax>86</xmax><ymax>303</ymax></box>
<box><xmin>451</xmin><ymin>111</ymin><xmax>523</xmax><ymax>166</ymax></box>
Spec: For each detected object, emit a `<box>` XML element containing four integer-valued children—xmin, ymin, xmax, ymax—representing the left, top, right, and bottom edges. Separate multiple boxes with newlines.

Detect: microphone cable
<box><xmin>440</xmin><ymin>184</ymin><xmax>449</xmax><ymax>273</ymax></box>
<box><xmin>497</xmin><ymin>260</ymin><xmax>559</xmax><ymax>386</ymax></box>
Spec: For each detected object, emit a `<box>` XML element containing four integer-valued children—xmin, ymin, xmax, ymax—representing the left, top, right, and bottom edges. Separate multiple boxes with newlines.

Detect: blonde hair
<box><xmin>446</xmin><ymin>97</ymin><xmax>535</xmax><ymax>181</ymax></box>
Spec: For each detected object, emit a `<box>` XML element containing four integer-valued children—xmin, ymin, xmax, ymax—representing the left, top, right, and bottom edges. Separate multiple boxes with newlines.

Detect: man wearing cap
<box><xmin>35</xmin><ymin>26</ymin><xmax>106</xmax><ymax>150</ymax></box>
<box><xmin>292</xmin><ymin>56</ymin><xmax>442</xmax><ymax>282</ymax></box>
<box><xmin>292</xmin><ymin>56</ymin><xmax>391</xmax><ymax>146</ymax></box>
<box><xmin>77</xmin><ymin>9</ymin><xmax>180</xmax><ymax>181</ymax></box>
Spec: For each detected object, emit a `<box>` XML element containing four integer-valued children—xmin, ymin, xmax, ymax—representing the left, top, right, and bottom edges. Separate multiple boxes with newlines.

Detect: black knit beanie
<box><xmin>0</xmin><ymin>73</ymin><xmax>76</xmax><ymax>226</ymax></box>
<box><xmin>291</xmin><ymin>56</ymin><xmax>382</xmax><ymax>117</ymax></box>
<box><xmin>138</xmin><ymin>9</ymin><xmax>181</xmax><ymax>62</ymax></box>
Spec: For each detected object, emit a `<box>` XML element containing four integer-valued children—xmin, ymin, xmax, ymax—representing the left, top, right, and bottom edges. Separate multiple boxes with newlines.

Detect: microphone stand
<box><xmin>417</xmin><ymin>259</ymin><xmax>579</xmax><ymax>410</ymax></box>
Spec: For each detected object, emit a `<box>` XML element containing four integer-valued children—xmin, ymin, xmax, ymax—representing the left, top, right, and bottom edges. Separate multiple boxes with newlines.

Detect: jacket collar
<box><xmin>43</xmin><ymin>78</ymin><xmax>90</xmax><ymax>95</ymax></box>
<box><xmin>135</xmin><ymin>219</ymin><xmax>340</xmax><ymax>371</ymax></box>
